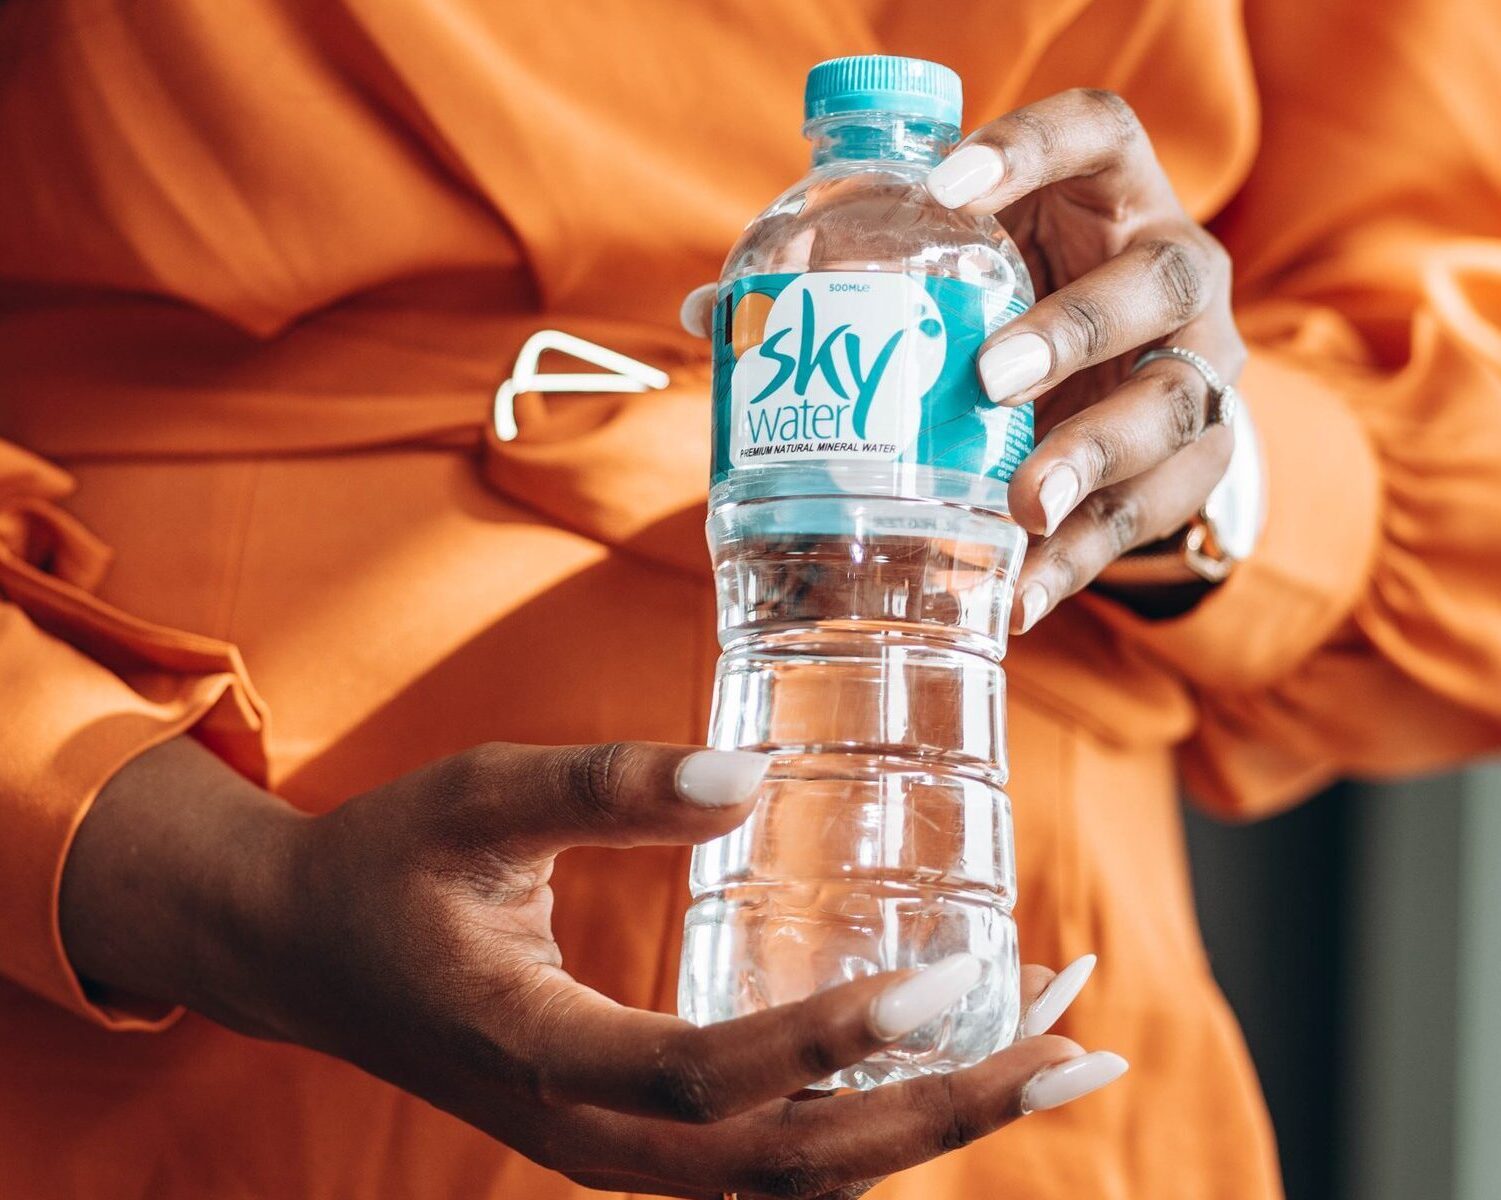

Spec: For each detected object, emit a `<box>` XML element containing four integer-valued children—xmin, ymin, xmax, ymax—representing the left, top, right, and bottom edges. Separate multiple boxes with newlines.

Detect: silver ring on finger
<box><xmin>1130</xmin><ymin>345</ymin><xmax>1239</xmax><ymax>428</ymax></box>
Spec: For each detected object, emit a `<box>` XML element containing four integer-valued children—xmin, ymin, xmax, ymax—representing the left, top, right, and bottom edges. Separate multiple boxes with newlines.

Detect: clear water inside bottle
<box><xmin>679</xmin><ymin>101</ymin><xmax>1035</xmax><ymax>1088</ymax></box>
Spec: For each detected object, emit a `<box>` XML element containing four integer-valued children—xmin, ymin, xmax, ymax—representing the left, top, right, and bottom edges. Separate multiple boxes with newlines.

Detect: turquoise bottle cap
<box><xmin>804</xmin><ymin>55</ymin><xmax>962</xmax><ymax>127</ymax></box>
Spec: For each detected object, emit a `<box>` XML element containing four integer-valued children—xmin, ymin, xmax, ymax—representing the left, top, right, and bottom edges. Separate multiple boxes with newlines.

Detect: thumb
<box><xmin>484</xmin><ymin>741</ymin><xmax>770</xmax><ymax>853</ymax></box>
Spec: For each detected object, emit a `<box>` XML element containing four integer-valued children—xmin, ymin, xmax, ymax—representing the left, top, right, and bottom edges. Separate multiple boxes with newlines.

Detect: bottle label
<box><xmin>711</xmin><ymin>271</ymin><xmax>1032</xmax><ymax>486</ymax></box>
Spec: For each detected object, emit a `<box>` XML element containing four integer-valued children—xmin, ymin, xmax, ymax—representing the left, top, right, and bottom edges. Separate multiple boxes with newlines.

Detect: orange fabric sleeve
<box><xmin>1090</xmin><ymin>0</ymin><xmax>1501</xmax><ymax>816</ymax></box>
<box><xmin>0</xmin><ymin>442</ymin><xmax>267</xmax><ymax>1028</ymax></box>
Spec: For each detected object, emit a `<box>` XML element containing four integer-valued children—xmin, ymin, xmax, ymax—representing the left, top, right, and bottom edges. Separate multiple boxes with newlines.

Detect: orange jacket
<box><xmin>3</xmin><ymin>2</ymin><xmax>1500</xmax><ymax>1197</ymax></box>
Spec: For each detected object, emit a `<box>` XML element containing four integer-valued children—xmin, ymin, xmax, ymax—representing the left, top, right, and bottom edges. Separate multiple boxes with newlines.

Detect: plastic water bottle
<box><xmin>678</xmin><ymin>56</ymin><xmax>1035</xmax><ymax>1089</ymax></box>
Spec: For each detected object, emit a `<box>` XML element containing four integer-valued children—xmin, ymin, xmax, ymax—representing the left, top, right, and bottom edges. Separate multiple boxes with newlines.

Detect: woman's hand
<box><xmin>925</xmin><ymin>88</ymin><xmax>1244</xmax><ymax>631</ymax></box>
<box><xmin>685</xmin><ymin>87</ymin><xmax>1244</xmax><ymax>633</ymax></box>
<box><xmin>62</xmin><ymin>737</ymin><xmax>1123</xmax><ymax>1199</ymax></box>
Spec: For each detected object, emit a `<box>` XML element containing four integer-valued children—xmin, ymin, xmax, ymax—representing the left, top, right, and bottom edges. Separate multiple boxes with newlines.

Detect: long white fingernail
<box><xmin>675</xmin><ymin>750</ymin><xmax>770</xmax><ymax>808</ymax></box>
<box><xmin>1018</xmin><ymin>583</ymin><xmax>1048</xmax><ymax>633</ymax></box>
<box><xmin>869</xmin><ymin>954</ymin><xmax>984</xmax><ymax>1041</ymax></box>
<box><xmin>1021</xmin><ymin>1051</ymin><xmax>1129</xmax><ymax>1113</ymax></box>
<box><xmin>926</xmin><ymin>144</ymin><xmax>1005</xmax><ymax>208</ymax></box>
<box><xmin>679</xmin><ymin>283</ymin><xmax>717</xmax><ymax>338</ymax></box>
<box><xmin>1021</xmin><ymin>954</ymin><xmax>1097</xmax><ymax>1038</ymax></box>
<box><xmin>1038</xmin><ymin>465</ymin><xmax>1082</xmax><ymax>536</ymax></box>
<box><xmin>979</xmin><ymin>333</ymin><xmax>1052</xmax><ymax>403</ymax></box>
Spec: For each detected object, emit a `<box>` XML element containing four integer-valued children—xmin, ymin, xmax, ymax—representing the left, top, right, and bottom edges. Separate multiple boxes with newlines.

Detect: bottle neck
<box><xmin>806</xmin><ymin>112</ymin><xmax>959</xmax><ymax>168</ymax></box>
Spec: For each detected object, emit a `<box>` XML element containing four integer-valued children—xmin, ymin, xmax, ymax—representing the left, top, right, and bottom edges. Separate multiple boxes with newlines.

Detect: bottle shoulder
<box><xmin>722</xmin><ymin>160</ymin><xmax>1034</xmax><ymax>305</ymax></box>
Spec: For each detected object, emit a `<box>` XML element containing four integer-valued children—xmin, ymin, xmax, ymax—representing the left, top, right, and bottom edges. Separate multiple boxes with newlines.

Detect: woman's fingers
<box><xmin>529</xmin><ymin>955</ymin><xmax>1102</xmax><ymax>1195</ymax></box>
<box><xmin>629</xmin><ymin>1035</ymin><xmax>1124</xmax><ymax>1197</ymax></box>
<box><xmin>1018</xmin><ymin>961</ymin><xmax>1059</xmax><ymax>1011</ymax></box>
<box><xmin>973</xmin><ymin>228</ymin><xmax>1229</xmax><ymax>408</ymax></box>
<box><xmin>1021</xmin><ymin>954</ymin><xmax>1096</xmax><ymax>1038</ymax></box>
<box><xmin>926</xmin><ymin>87</ymin><xmax>1169</xmax><ymax>218</ymax></box>
<box><xmin>518</xmin><ymin>954</ymin><xmax>988</xmax><ymax>1122</ymax></box>
<box><xmin>1005</xmin><ymin>319</ymin><xmax>1243</xmax><ymax>536</ymax></box>
<box><xmin>1012</xmin><ymin>423</ymin><xmax>1234</xmax><ymax>632</ymax></box>
<box><xmin>440</xmin><ymin>741</ymin><xmax>769</xmax><ymax>856</ymax></box>
<box><xmin>715</xmin><ymin>1036</ymin><xmax>1083</xmax><ymax>1195</ymax></box>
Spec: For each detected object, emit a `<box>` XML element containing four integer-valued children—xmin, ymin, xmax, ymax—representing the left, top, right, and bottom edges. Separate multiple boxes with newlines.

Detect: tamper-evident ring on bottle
<box><xmin>803</xmin><ymin>55</ymin><xmax>962</xmax><ymax>127</ymax></box>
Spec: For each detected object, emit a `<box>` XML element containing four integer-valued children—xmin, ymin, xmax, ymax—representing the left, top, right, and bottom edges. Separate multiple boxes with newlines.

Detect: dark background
<box><xmin>1186</xmin><ymin>770</ymin><xmax>1500</xmax><ymax>1200</ymax></box>
<box><xmin>1187</xmin><ymin>789</ymin><xmax>1351</xmax><ymax>1200</ymax></box>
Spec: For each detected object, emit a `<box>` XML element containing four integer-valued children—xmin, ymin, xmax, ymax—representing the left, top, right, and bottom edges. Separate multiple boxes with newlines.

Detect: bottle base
<box><xmin>679</xmin><ymin>880</ymin><xmax>1020</xmax><ymax>1089</ymax></box>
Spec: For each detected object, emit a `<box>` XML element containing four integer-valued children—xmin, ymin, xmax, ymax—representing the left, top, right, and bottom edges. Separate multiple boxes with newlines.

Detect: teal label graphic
<box><xmin>712</xmin><ymin>271</ymin><xmax>1032</xmax><ymax>486</ymax></box>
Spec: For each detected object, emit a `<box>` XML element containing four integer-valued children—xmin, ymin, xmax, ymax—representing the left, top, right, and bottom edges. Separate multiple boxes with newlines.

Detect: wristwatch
<box><xmin>1098</xmin><ymin>351</ymin><xmax>1266</xmax><ymax>587</ymax></box>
